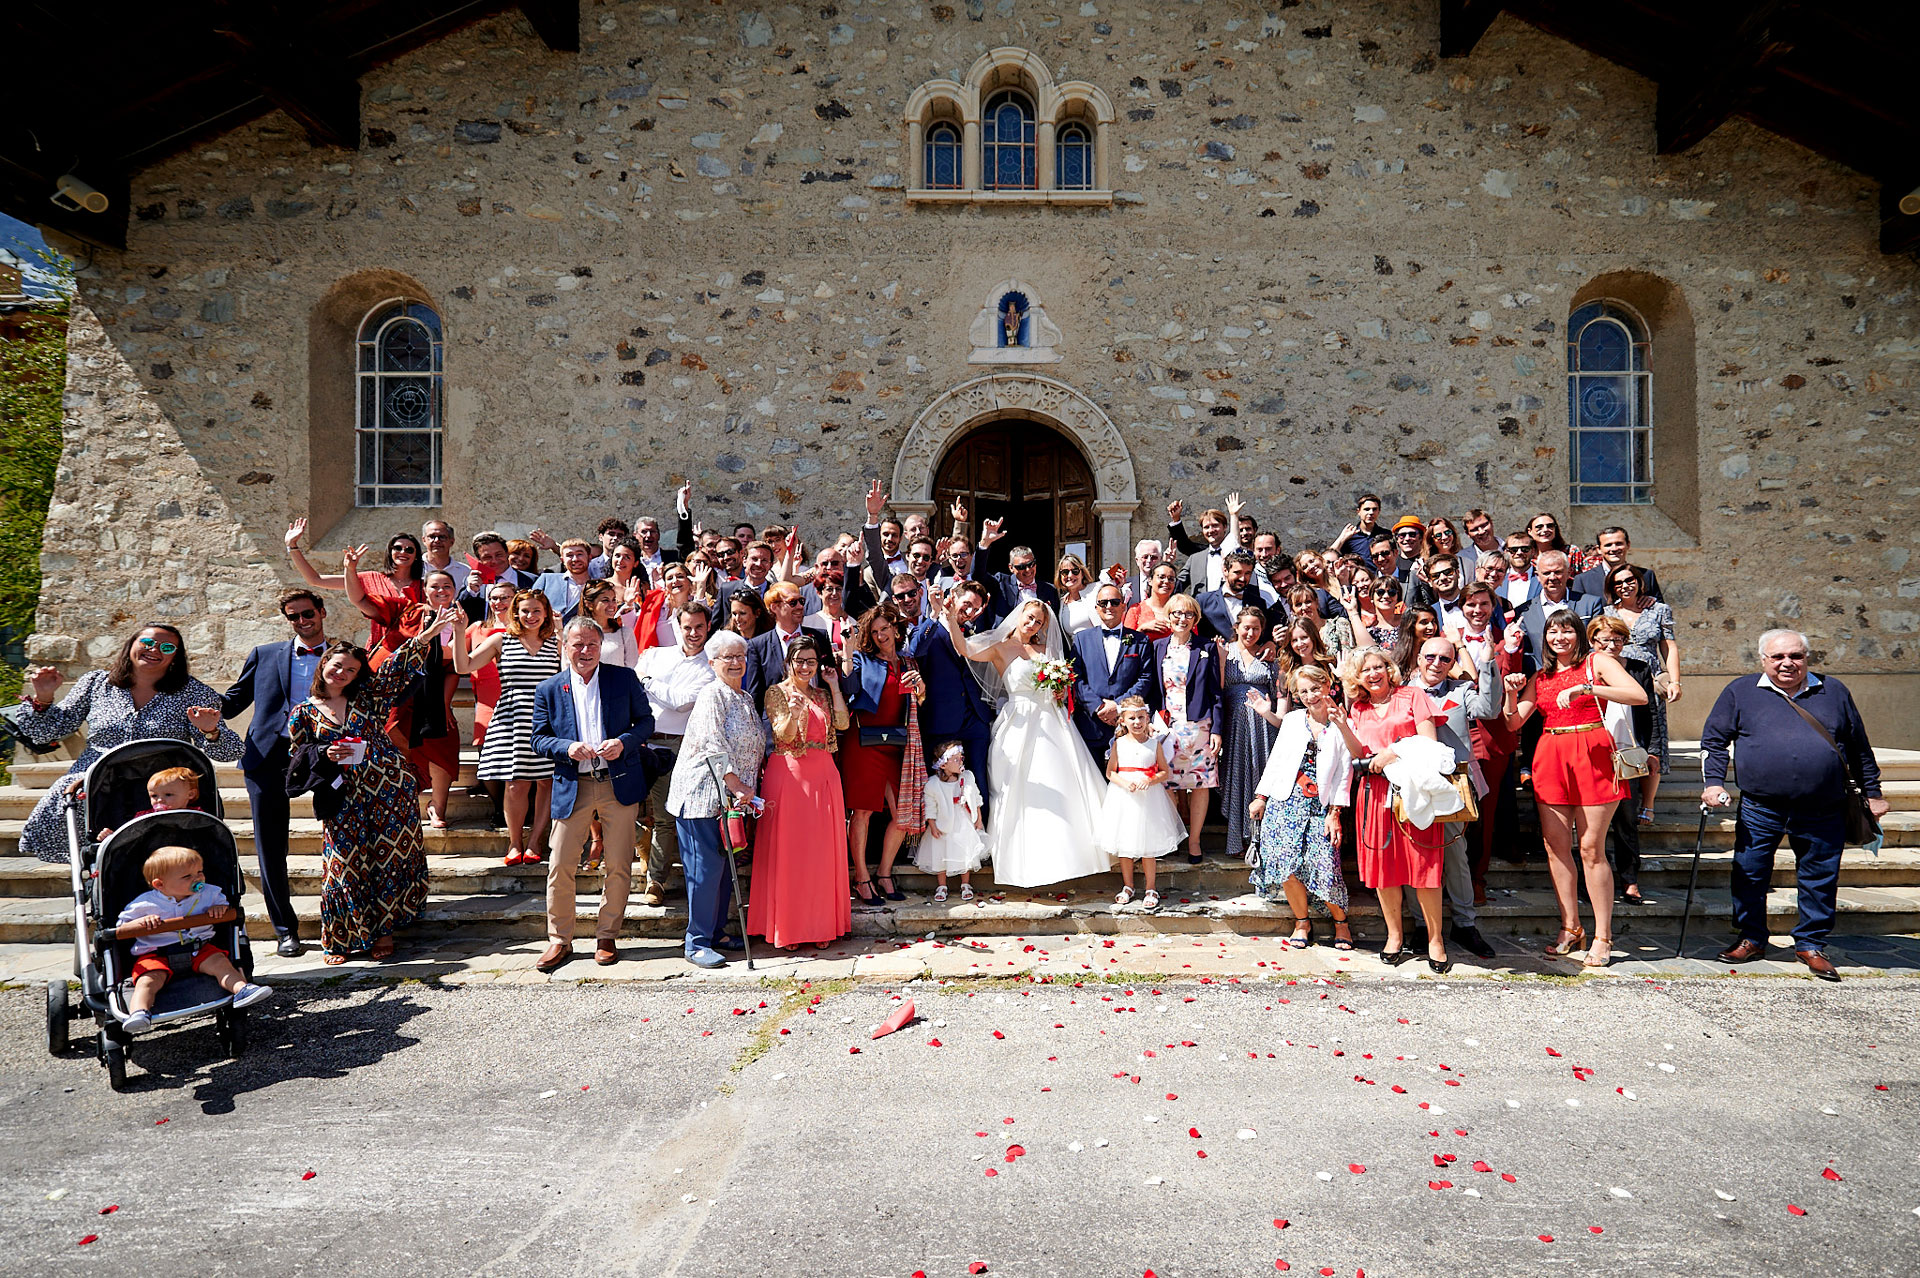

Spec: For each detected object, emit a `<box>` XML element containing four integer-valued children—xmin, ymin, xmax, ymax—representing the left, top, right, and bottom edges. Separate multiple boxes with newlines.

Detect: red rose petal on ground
<box><xmin>779</xmin><ymin>1028</ymin><xmax>790</xmax><ymax>1035</ymax></box>
<box><xmin>1319</xmin><ymin>1269</ymin><xmax>1335</xmax><ymax>1276</ymax></box>
<box><xmin>984</xmin><ymin>1168</ymin><xmax>998</xmax><ymax>1178</ymax></box>
<box><xmin>1433</xmin><ymin>1155</ymin><xmax>1448</xmax><ymax>1168</ymax></box>
<box><xmin>1007</xmin><ymin>1145</ymin><xmax>1026</xmax><ymax>1157</ymax></box>
<box><xmin>1875</xmin><ymin>1084</ymin><xmax>1888</xmax><ymax>1090</ymax></box>
<box><xmin>155</xmin><ymin>1118</ymin><xmax>168</xmax><ymax>1125</ymax></box>
<box><xmin>1189</xmin><ymin>1127</ymin><xmax>1202</xmax><ymax>1138</ymax></box>
<box><xmin>1822</xmin><ymin>1167</ymin><xmax>1843</xmax><ymax>1181</ymax></box>
<box><xmin>914</xmin><ymin>1272</ymin><xmax>927</xmax><ymax>1278</ymax></box>
<box><xmin>928</xmin><ymin>1038</ymin><xmax>943</xmax><ymax>1047</ymax></box>
<box><xmin>969</xmin><ymin>1264</ymin><xmax>989</xmax><ymax>1274</ymax></box>
<box><xmin>1390</xmin><ymin>1085</ymin><xmax>1406</xmax><ymax>1094</ymax></box>
<box><xmin>1275</xmin><ymin>1262</ymin><xmax>1290</xmax><ymax>1272</ymax></box>
<box><xmin>1787</xmin><ymin>1204</ymin><xmax>1807</xmax><ymax>1216</ymax></box>
<box><xmin>1428</xmin><ymin>1180</ymin><xmax>1452</xmax><ymax>1190</ymax></box>
<box><xmin>301</xmin><ymin>1171</ymin><xmax>316</xmax><ymax>1181</ymax></box>
<box><xmin>99</xmin><ymin>1205</ymin><xmax>118</xmax><ymax>1215</ymax></box>
<box><xmin>1197</xmin><ymin>1150</ymin><xmax>1208</xmax><ymax>1159</ymax></box>
<box><xmin>848</xmin><ymin>1047</ymin><xmax>861</xmax><ymax>1054</ymax></box>
<box><xmin>1472</xmin><ymin>1161</ymin><xmax>1493</xmax><ymax>1173</ymax></box>
<box><xmin>1274</xmin><ymin>1219</ymin><xmax>1289</xmax><ymax>1229</ymax></box>
<box><xmin>1589</xmin><ymin>1226</ymin><xmax>1604</xmax><ymax>1234</ymax></box>
<box><xmin>1348</xmin><ymin>1163</ymin><xmax>1367</xmax><ymax>1174</ymax></box>
<box><xmin>992</xmin><ymin>1030</ymin><xmax>1005</xmax><ymax>1039</ymax></box>
<box><xmin>1454</xmin><ymin>1129</ymin><xmax>1469</xmax><ymax>1137</ymax></box>
<box><xmin>1545</xmin><ymin>1047</ymin><xmax>1562</xmax><ymax>1056</ymax></box>
<box><xmin>1538</xmin><ymin>1235</ymin><xmax>1554</xmax><ymax>1243</ymax></box>
<box><xmin>77</xmin><ymin>1236</ymin><xmax>97</xmax><ymax>1247</ymax></box>
<box><xmin>1166</xmin><ymin>1093</ymin><xmax>1179</xmax><ymax>1100</ymax></box>
<box><xmin>1501</xmin><ymin>1173</ymin><xmax>1518</xmax><ymax>1183</ymax></box>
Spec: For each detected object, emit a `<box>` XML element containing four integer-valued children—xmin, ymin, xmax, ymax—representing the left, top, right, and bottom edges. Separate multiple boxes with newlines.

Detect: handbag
<box><xmin>1389</xmin><ymin>770</ymin><xmax>1479</xmax><ymax>825</ymax></box>
<box><xmin>1589</xmin><ymin>658</ymin><xmax>1650</xmax><ymax>782</ymax></box>
<box><xmin>859</xmin><ymin>724</ymin><xmax>910</xmax><ymax>748</ymax></box>
<box><xmin>1776</xmin><ymin>692</ymin><xmax>1881</xmax><ymax>845</ymax></box>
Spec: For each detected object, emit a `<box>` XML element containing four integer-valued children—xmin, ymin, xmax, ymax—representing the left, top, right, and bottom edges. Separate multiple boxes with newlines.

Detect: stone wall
<box><xmin>30</xmin><ymin>1</ymin><xmax>1920</xmax><ymax>717</ymax></box>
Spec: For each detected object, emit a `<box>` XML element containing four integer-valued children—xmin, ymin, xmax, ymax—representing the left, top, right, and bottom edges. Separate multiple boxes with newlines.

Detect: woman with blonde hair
<box><xmin>1154</xmin><ymin>593</ymin><xmax>1223</xmax><ymax>864</ymax></box>
<box><xmin>1055</xmin><ymin>553</ymin><xmax>1099</xmax><ymax>636</ymax></box>
<box><xmin>1248</xmin><ymin>665</ymin><xmax>1366</xmax><ymax>949</ymax></box>
<box><xmin>1340</xmin><ymin>645</ymin><xmax>1451</xmax><ymax>972</ymax></box>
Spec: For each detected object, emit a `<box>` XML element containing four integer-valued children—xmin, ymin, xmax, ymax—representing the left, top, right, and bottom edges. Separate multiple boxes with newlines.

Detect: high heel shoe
<box><xmin>1428</xmin><ymin>956</ymin><xmax>1454</xmax><ymax>974</ymax></box>
<box><xmin>1380</xmin><ymin>947</ymin><xmax>1416</xmax><ymax>967</ymax></box>
<box><xmin>1584</xmin><ymin>935</ymin><xmax>1613</xmax><ymax>968</ymax></box>
<box><xmin>876</xmin><ymin>874</ymin><xmax>906</xmax><ymax>902</ymax></box>
<box><xmin>852</xmin><ymin>877</ymin><xmax>878</xmax><ymax>903</ymax></box>
<box><xmin>1544</xmin><ymin>924</ymin><xmax>1588</xmax><ymax>957</ymax></box>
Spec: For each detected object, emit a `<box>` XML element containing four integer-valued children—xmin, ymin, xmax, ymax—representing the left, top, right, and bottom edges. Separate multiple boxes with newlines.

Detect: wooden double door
<box><xmin>933</xmin><ymin>423</ymin><xmax>1095</xmax><ymax>576</ymax></box>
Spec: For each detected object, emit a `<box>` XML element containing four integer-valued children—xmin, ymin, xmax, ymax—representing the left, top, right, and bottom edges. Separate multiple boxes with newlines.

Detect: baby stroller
<box><xmin>45</xmin><ymin>739</ymin><xmax>254</xmax><ymax>1090</ymax></box>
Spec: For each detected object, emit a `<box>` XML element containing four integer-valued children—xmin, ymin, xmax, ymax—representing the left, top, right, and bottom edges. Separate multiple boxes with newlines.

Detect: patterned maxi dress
<box><xmin>288</xmin><ymin>631</ymin><xmax>435</xmax><ymax>956</ymax></box>
<box><xmin>1219</xmin><ymin>644</ymin><xmax>1282</xmax><ymax>860</ymax></box>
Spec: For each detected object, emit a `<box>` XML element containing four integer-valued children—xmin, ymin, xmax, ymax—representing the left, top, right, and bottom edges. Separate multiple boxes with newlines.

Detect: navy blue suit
<box><xmin>1195</xmin><ymin>586</ymin><xmax>1264</xmax><ymax>643</ymax></box>
<box><xmin>529</xmin><ymin>665</ymin><xmax>657</xmax><ymax>821</ymax></box>
<box><xmin>219</xmin><ymin>639</ymin><xmax>311</xmax><ymax>940</ymax></box>
<box><xmin>905</xmin><ymin>618</ymin><xmax>995</xmax><ymax>808</ymax></box>
<box><xmin>986</xmin><ymin>575</ymin><xmax>1060</xmax><ymax>625</ymax></box>
<box><xmin>1068</xmin><ymin>625</ymin><xmax>1157</xmax><ymax>765</ymax></box>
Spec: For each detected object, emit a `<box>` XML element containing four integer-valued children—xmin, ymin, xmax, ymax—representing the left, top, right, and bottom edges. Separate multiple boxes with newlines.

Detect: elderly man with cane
<box><xmin>1700</xmin><ymin>628</ymin><xmax>1887</xmax><ymax>981</ymax></box>
<box><xmin>530</xmin><ymin>617</ymin><xmax>657</xmax><ymax>972</ymax></box>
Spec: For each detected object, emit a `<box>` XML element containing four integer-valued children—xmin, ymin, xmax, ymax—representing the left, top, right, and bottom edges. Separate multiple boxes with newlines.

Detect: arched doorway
<box><xmin>889</xmin><ymin>372</ymin><xmax>1140</xmax><ymax>573</ymax></box>
<box><xmin>934</xmin><ymin>422</ymin><xmax>1094</xmax><ymax>575</ymax></box>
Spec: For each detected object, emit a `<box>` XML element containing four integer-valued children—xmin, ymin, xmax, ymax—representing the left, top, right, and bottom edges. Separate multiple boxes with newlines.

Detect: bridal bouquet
<box><xmin>1031</xmin><ymin>656</ymin><xmax>1076</xmax><ymax>709</ymax></box>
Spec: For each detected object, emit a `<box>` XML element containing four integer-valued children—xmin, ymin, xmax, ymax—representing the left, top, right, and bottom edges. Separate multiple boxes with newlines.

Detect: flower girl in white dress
<box><xmin>1096</xmin><ymin>697</ymin><xmax>1187</xmax><ymax>909</ymax></box>
<box><xmin>915</xmin><ymin>740</ymin><xmax>986</xmax><ymax>902</ymax></box>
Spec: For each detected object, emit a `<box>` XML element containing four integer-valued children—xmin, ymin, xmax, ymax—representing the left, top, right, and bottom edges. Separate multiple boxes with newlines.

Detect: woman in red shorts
<box><xmin>1506</xmin><ymin>609</ymin><xmax>1647</xmax><ymax>968</ymax></box>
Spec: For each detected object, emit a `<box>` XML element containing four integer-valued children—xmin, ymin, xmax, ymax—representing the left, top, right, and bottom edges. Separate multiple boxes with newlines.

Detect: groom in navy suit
<box><xmin>907</xmin><ymin>579</ymin><xmax>996</xmax><ymax>812</ymax></box>
<box><xmin>1068</xmin><ymin>583</ymin><xmax>1157</xmax><ymax>766</ymax></box>
<box><xmin>219</xmin><ymin>588</ymin><xmax>332</xmax><ymax>957</ymax></box>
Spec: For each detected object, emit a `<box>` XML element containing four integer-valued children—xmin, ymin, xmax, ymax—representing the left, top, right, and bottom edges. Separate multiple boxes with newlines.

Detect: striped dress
<box><xmin>476</xmin><ymin>635</ymin><xmax>559</xmax><ymax>781</ymax></box>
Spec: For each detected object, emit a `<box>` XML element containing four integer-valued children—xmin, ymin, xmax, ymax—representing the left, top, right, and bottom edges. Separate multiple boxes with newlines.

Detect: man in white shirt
<box><xmin>636</xmin><ymin>606</ymin><xmax>715</xmax><ymax>906</ymax></box>
<box><xmin>1459</xmin><ymin>507</ymin><xmax>1503</xmax><ymax>579</ymax></box>
<box><xmin>1497</xmin><ymin>538</ymin><xmax>1540</xmax><ymax>611</ymax></box>
<box><xmin>1121</xmin><ymin>538</ymin><xmax>1163</xmax><ymax>605</ymax></box>
<box><xmin>421</xmin><ymin>520</ymin><xmax>471</xmax><ymax>592</ymax></box>
<box><xmin>1167</xmin><ymin>493</ymin><xmax>1245</xmax><ymax>596</ymax></box>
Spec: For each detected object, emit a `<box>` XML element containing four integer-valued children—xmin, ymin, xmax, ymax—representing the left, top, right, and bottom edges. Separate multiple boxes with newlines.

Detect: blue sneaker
<box><xmin>686</xmin><ymin>947</ymin><xmax>726</xmax><ymax>969</ymax></box>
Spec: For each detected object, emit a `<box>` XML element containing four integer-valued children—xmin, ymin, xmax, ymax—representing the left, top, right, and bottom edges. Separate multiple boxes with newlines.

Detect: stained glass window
<box><xmin>1567</xmin><ymin>301</ymin><xmax>1652</xmax><ymax>505</ymax></box>
<box><xmin>924</xmin><ymin>122</ymin><xmax>962</xmax><ymax>189</ymax></box>
<box><xmin>355</xmin><ymin>300</ymin><xmax>444</xmax><ymax>507</ymax></box>
<box><xmin>1056</xmin><ymin>123</ymin><xmax>1093</xmax><ymax>190</ymax></box>
<box><xmin>981</xmin><ymin>90</ymin><xmax>1036</xmax><ymax>190</ymax></box>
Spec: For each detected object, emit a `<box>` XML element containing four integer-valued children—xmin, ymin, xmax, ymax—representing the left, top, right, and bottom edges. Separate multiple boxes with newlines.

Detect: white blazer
<box><xmin>1253</xmin><ymin>708</ymin><xmax>1354</xmax><ymax>809</ymax></box>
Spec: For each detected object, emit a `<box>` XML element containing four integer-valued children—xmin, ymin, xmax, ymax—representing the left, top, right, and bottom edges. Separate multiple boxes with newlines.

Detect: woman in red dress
<box><xmin>837</xmin><ymin>603</ymin><xmax>925</xmax><ymax>903</ymax></box>
<box><xmin>1506</xmin><ymin>609</ymin><xmax>1647</xmax><ymax>968</ymax></box>
<box><xmin>345</xmin><ymin>557</ymin><xmax>463</xmax><ymax>829</ymax></box>
<box><xmin>748</xmin><ymin>637</ymin><xmax>854</xmax><ymax>949</ymax></box>
<box><xmin>1342</xmin><ymin>645</ymin><xmax>1451</xmax><ymax>972</ymax></box>
<box><xmin>284</xmin><ymin>519</ymin><xmax>425</xmax><ymax>654</ymax></box>
<box><xmin>1125</xmin><ymin>561</ymin><xmax>1180</xmax><ymax>642</ymax></box>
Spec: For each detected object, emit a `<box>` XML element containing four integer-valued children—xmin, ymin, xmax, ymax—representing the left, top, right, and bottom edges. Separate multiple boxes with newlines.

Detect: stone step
<box><xmin>6</xmin><ymin>842</ymin><xmax>1917</xmax><ymax>900</ymax></box>
<box><xmin>0</xmin><ymin>786</ymin><xmax>500</xmax><ymax>822</ymax></box>
<box><xmin>6</xmin><ymin>881</ymin><xmax>1919</xmax><ymax>947</ymax></box>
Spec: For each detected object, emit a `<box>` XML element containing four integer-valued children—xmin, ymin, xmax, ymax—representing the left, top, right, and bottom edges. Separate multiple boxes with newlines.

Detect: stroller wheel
<box><xmin>46</xmin><ymin>980</ymin><xmax>70</xmax><ymax>1056</ymax></box>
<box><xmin>101</xmin><ymin>1033</ymin><xmax>128</xmax><ymax>1092</ymax></box>
<box><xmin>217</xmin><ymin>1008</ymin><xmax>249</xmax><ymax>1059</ymax></box>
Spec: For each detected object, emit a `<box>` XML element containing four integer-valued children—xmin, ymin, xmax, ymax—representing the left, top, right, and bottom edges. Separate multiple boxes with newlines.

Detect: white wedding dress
<box><xmin>988</xmin><ymin>655</ymin><xmax>1112</xmax><ymax>887</ymax></box>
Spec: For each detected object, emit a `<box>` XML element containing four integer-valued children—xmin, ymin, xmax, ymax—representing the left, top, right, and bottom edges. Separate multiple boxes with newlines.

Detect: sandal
<box><xmin>876</xmin><ymin>874</ymin><xmax>907</xmax><ymax>902</ymax></box>
<box><xmin>1332</xmin><ymin>921</ymin><xmax>1354</xmax><ymax>951</ymax></box>
<box><xmin>427</xmin><ymin>808</ymin><xmax>447</xmax><ymax>830</ymax></box>
<box><xmin>1288</xmin><ymin>921</ymin><xmax>1313</xmax><ymax>949</ymax></box>
<box><xmin>960</xmin><ymin>883</ymin><xmax>975</xmax><ymax>901</ymax></box>
<box><xmin>852</xmin><ymin>876</ymin><xmax>877</xmax><ymax>903</ymax></box>
<box><xmin>933</xmin><ymin>885</ymin><xmax>949</xmax><ymax>902</ymax></box>
<box><xmin>369</xmin><ymin>937</ymin><xmax>395</xmax><ymax>961</ymax></box>
<box><xmin>1544</xmin><ymin>924</ymin><xmax>1588</xmax><ymax>957</ymax></box>
<box><xmin>1584</xmin><ymin>935</ymin><xmax>1613</xmax><ymax>968</ymax></box>
<box><xmin>1622</xmin><ymin>887</ymin><xmax>1645</xmax><ymax>905</ymax></box>
<box><xmin>1637</xmin><ymin>807</ymin><xmax>1655</xmax><ymax>825</ymax></box>
<box><xmin>322</xmin><ymin>953</ymin><xmax>349</xmax><ymax>966</ymax></box>
<box><xmin>1141</xmin><ymin>890</ymin><xmax>1160</xmax><ymax>910</ymax></box>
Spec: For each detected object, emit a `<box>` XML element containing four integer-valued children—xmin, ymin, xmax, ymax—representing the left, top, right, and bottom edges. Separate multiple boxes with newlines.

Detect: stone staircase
<box><xmin>4</xmin><ymin>743</ymin><xmax>1918</xmax><ymax>947</ymax></box>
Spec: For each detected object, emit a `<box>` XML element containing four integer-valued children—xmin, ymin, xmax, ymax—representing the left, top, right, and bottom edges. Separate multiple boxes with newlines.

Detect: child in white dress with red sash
<box><xmin>916</xmin><ymin>741</ymin><xmax>986</xmax><ymax>902</ymax></box>
<box><xmin>1096</xmin><ymin>697</ymin><xmax>1186</xmax><ymax>909</ymax></box>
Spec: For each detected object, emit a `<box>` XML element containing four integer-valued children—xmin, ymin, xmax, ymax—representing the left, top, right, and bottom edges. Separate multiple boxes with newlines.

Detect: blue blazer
<box><xmin>530</xmin><ymin>665</ymin><xmax>658</xmax><ymax>820</ymax></box>
<box><xmin>839</xmin><ymin>650</ymin><xmax>915</xmax><ymax>717</ymax></box>
<box><xmin>1195</xmin><ymin>587</ymin><xmax>1265</xmax><ymax>643</ymax></box>
<box><xmin>220</xmin><ymin>639</ymin><xmax>300</xmax><ymax>772</ymax></box>
<box><xmin>1069</xmin><ymin>625</ymin><xmax>1156</xmax><ymax>758</ymax></box>
<box><xmin>1150</xmin><ymin>635</ymin><xmax>1221</xmax><ymax>734</ymax></box>
<box><xmin>904</xmin><ymin>618</ymin><xmax>993</xmax><ymax>739</ymax></box>
<box><xmin>986</xmin><ymin>575</ymin><xmax>1060</xmax><ymax>625</ymax></box>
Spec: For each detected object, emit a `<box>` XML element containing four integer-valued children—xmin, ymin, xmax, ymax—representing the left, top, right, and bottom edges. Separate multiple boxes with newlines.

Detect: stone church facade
<box><xmin>29</xmin><ymin>2</ymin><xmax>1920</xmax><ymax>738</ymax></box>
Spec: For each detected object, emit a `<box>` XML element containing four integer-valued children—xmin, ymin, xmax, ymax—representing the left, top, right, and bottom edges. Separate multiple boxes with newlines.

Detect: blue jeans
<box><xmin>1730</xmin><ymin>794</ymin><xmax>1844</xmax><ymax>951</ymax></box>
<box><xmin>678</xmin><ymin>817</ymin><xmax>734</xmax><ymax>955</ymax></box>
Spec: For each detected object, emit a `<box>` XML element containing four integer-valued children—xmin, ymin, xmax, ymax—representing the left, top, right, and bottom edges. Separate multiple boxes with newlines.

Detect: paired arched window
<box><xmin>1567</xmin><ymin>301</ymin><xmax>1652</xmax><ymax>506</ymax></box>
<box><xmin>924</xmin><ymin>123</ymin><xmax>963</xmax><ymax>190</ymax></box>
<box><xmin>982</xmin><ymin>90</ymin><xmax>1037</xmax><ymax>190</ymax></box>
<box><xmin>356</xmin><ymin>299</ymin><xmax>444</xmax><ymax>507</ymax></box>
<box><xmin>1056</xmin><ymin>123</ymin><xmax>1094</xmax><ymax>191</ymax></box>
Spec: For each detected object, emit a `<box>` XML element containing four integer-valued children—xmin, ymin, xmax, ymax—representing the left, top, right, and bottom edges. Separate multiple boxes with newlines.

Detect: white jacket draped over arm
<box><xmin>1252</xmin><ymin>708</ymin><xmax>1354</xmax><ymax>809</ymax></box>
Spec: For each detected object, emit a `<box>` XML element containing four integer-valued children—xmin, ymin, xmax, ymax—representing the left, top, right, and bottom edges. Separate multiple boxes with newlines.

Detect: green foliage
<box><xmin>0</xmin><ymin>250</ymin><xmax>71</xmax><ymax>711</ymax></box>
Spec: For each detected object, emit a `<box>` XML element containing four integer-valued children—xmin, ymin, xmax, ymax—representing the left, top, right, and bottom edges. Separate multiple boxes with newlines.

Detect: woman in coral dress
<box><xmin>748</xmin><ymin>638</ymin><xmax>854</xmax><ymax>949</ymax></box>
<box><xmin>1343</xmin><ymin>645</ymin><xmax>1450</xmax><ymax>972</ymax></box>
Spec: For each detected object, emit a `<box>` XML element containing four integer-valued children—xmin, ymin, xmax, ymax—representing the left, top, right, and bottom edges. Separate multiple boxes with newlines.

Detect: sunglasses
<box><xmin>136</xmin><ymin>636</ymin><xmax>179</xmax><ymax>654</ymax></box>
<box><xmin>1429</xmin><ymin>570</ymin><xmax>1457</xmax><ymax>581</ymax></box>
<box><xmin>390</xmin><ymin>545</ymin><xmax>417</xmax><ymax>555</ymax></box>
<box><xmin>1094</xmin><ymin>598</ymin><xmax>1123</xmax><ymax>608</ymax></box>
<box><xmin>1505</xmin><ymin>546</ymin><xmax>1533</xmax><ymax>556</ymax></box>
<box><xmin>1419</xmin><ymin>652</ymin><xmax>1452</xmax><ymax>662</ymax></box>
<box><xmin>283</xmin><ymin>608</ymin><xmax>319</xmax><ymax>622</ymax></box>
<box><xmin>1010</xmin><ymin>562</ymin><xmax>1036</xmax><ymax>572</ymax></box>
<box><xmin>1371</xmin><ymin>587</ymin><xmax>1400</xmax><ymax>598</ymax></box>
<box><xmin>892</xmin><ymin>592</ymin><xmax>920</xmax><ymax>602</ymax></box>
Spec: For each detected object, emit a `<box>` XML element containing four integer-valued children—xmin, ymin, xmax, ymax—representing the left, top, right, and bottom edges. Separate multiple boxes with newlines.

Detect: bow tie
<box><xmin>1102</xmin><ymin>628</ymin><xmax>1124</xmax><ymax>639</ymax></box>
<box><xmin>1508</xmin><ymin>573</ymin><xmax>1529</xmax><ymax>583</ymax></box>
<box><xmin>296</xmin><ymin>645</ymin><xmax>324</xmax><ymax>657</ymax></box>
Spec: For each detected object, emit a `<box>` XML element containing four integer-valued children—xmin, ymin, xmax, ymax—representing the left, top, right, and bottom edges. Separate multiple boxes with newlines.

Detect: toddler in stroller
<box><xmin>117</xmin><ymin>846</ymin><xmax>273</xmax><ymax>1034</ymax></box>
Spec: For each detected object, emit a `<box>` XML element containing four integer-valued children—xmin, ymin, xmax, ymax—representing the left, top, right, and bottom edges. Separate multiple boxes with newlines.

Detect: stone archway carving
<box><xmin>891</xmin><ymin>372</ymin><xmax>1139</xmax><ymax>567</ymax></box>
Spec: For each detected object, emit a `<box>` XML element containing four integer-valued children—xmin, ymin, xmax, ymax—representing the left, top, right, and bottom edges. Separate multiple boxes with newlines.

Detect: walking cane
<box><xmin>1675</xmin><ymin>803</ymin><xmax>1711</xmax><ymax>958</ymax></box>
<box><xmin>706</xmin><ymin>759</ymin><xmax>755</xmax><ymax>970</ymax></box>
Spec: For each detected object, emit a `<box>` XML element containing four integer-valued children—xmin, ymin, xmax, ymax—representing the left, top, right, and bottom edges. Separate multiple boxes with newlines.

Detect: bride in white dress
<box><xmin>937</xmin><ymin>595</ymin><xmax>1110</xmax><ymax>887</ymax></box>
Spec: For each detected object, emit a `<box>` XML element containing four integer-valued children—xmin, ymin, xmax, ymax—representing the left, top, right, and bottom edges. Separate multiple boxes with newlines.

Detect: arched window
<box><xmin>356</xmin><ymin>299</ymin><xmax>444</xmax><ymax>507</ymax></box>
<box><xmin>1056</xmin><ymin>122</ymin><xmax>1093</xmax><ymax>191</ymax></box>
<box><xmin>924</xmin><ymin>122</ymin><xmax>963</xmax><ymax>190</ymax></box>
<box><xmin>1567</xmin><ymin>301</ymin><xmax>1652</xmax><ymax>506</ymax></box>
<box><xmin>981</xmin><ymin>90</ymin><xmax>1036</xmax><ymax>190</ymax></box>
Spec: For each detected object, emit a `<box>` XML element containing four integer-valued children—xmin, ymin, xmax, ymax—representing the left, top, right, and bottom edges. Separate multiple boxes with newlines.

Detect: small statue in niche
<box><xmin>1002</xmin><ymin>296</ymin><xmax>1026</xmax><ymax>346</ymax></box>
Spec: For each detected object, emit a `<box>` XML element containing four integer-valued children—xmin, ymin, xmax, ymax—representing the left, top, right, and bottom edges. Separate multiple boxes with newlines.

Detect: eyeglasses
<box><xmin>1060</xmin><ymin>567</ymin><xmax>1083</xmax><ymax>578</ymax></box>
<box><xmin>790</xmin><ymin>657</ymin><xmax>819</xmax><ymax>666</ymax></box>
<box><xmin>283</xmin><ymin>608</ymin><xmax>319</xmax><ymax>622</ymax></box>
<box><xmin>1764</xmin><ymin>650</ymin><xmax>1808</xmax><ymax>662</ymax></box>
<box><xmin>906</xmin><ymin>551</ymin><xmax>932</xmax><ymax>562</ymax></box>
<box><xmin>714</xmin><ymin>653</ymin><xmax>746</xmax><ymax>664</ymax></box>
<box><xmin>136</xmin><ymin>637</ymin><xmax>179</xmax><ymax>654</ymax></box>
<box><xmin>1168</xmin><ymin>609</ymin><xmax>1198</xmax><ymax>620</ymax></box>
<box><xmin>1395</xmin><ymin>531</ymin><xmax>1423</xmax><ymax>541</ymax></box>
<box><xmin>1094</xmin><ymin>598</ymin><xmax>1124</xmax><ymax>609</ymax></box>
<box><xmin>1419</xmin><ymin>652</ymin><xmax>1451</xmax><ymax>663</ymax></box>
